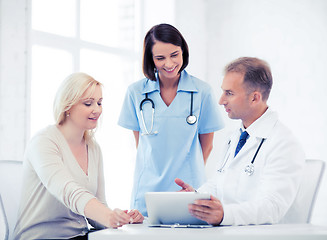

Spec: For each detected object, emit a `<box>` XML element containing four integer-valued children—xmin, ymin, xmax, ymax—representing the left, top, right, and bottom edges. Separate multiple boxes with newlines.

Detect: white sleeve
<box><xmin>197</xmin><ymin>174</ymin><xmax>218</xmax><ymax>196</ymax></box>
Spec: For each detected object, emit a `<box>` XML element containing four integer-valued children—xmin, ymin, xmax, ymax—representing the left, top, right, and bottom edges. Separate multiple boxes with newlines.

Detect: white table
<box><xmin>89</xmin><ymin>223</ymin><xmax>327</xmax><ymax>240</ymax></box>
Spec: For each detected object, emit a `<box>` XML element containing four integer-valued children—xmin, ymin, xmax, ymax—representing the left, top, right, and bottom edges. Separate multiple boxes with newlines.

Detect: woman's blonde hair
<box><xmin>53</xmin><ymin>72</ymin><xmax>102</xmax><ymax>142</ymax></box>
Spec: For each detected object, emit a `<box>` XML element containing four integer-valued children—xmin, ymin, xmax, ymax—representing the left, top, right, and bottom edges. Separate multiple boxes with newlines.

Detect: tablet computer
<box><xmin>145</xmin><ymin>192</ymin><xmax>212</xmax><ymax>227</ymax></box>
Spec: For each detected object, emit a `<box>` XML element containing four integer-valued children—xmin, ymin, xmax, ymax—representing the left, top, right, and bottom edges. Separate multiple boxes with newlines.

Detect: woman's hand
<box><xmin>128</xmin><ymin>209</ymin><xmax>144</xmax><ymax>223</ymax></box>
<box><xmin>107</xmin><ymin>208</ymin><xmax>131</xmax><ymax>228</ymax></box>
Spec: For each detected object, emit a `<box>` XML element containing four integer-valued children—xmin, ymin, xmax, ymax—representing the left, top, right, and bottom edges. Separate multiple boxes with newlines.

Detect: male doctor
<box><xmin>175</xmin><ymin>57</ymin><xmax>305</xmax><ymax>226</ymax></box>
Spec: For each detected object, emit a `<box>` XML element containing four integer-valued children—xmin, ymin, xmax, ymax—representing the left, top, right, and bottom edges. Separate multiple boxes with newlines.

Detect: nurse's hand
<box><xmin>127</xmin><ymin>209</ymin><xmax>144</xmax><ymax>223</ymax></box>
<box><xmin>175</xmin><ymin>178</ymin><xmax>195</xmax><ymax>192</ymax></box>
<box><xmin>188</xmin><ymin>195</ymin><xmax>224</xmax><ymax>226</ymax></box>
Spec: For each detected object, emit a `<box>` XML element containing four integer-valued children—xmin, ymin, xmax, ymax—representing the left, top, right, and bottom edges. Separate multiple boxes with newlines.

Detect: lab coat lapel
<box><xmin>233</xmin><ymin>136</ymin><xmax>257</xmax><ymax>161</ymax></box>
<box><xmin>223</xmin><ymin>131</ymin><xmax>241</xmax><ymax>169</ymax></box>
<box><xmin>230</xmin><ymin>109</ymin><xmax>279</xmax><ymax>163</ymax></box>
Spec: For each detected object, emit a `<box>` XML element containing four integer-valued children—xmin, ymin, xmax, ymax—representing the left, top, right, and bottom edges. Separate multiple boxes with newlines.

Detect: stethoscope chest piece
<box><xmin>186</xmin><ymin>115</ymin><xmax>197</xmax><ymax>125</ymax></box>
<box><xmin>186</xmin><ymin>92</ymin><xmax>197</xmax><ymax>125</ymax></box>
<box><xmin>244</xmin><ymin>163</ymin><xmax>254</xmax><ymax>176</ymax></box>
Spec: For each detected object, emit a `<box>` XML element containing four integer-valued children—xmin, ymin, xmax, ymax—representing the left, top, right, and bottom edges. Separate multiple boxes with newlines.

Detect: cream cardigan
<box><xmin>13</xmin><ymin>125</ymin><xmax>106</xmax><ymax>240</ymax></box>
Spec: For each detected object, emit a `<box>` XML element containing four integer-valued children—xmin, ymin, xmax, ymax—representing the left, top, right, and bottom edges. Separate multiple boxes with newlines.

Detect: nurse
<box><xmin>118</xmin><ymin>23</ymin><xmax>224</xmax><ymax>216</ymax></box>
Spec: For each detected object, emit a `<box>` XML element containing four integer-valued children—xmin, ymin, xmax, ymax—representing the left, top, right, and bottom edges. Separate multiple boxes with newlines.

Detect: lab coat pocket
<box><xmin>236</xmin><ymin>165</ymin><xmax>261</xmax><ymax>201</ymax></box>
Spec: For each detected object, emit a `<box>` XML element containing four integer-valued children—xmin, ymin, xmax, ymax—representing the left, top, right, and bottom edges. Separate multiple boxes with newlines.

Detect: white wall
<box><xmin>202</xmin><ymin>0</ymin><xmax>327</xmax><ymax>225</ymax></box>
<box><xmin>1</xmin><ymin>0</ymin><xmax>326</xmax><ymax>225</ymax></box>
<box><xmin>173</xmin><ymin>0</ymin><xmax>327</xmax><ymax>226</ymax></box>
<box><xmin>0</xmin><ymin>0</ymin><xmax>28</xmax><ymax>161</ymax></box>
<box><xmin>175</xmin><ymin>0</ymin><xmax>208</xmax><ymax>81</ymax></box>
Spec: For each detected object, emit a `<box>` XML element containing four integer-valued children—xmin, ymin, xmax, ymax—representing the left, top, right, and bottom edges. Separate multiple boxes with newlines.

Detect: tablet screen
<box><xmin>145</xmin><ymin>192</ymin><xmax>211</xmax><ymax>225</ymax></box>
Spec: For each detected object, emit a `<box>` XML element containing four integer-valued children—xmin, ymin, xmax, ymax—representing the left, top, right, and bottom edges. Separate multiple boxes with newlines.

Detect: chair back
<box><xmin>280</xmin><ymin>159</ymin><xmax>325</xmax><ymax>223</ymax></box>
<box><xmin>0</xmin><ymin>196</ymin><xmax>8</xmax><ymax>240</ymax></box>
<box><xmin>0</xmin><ymin>160</ymin><xmax>23</xmax><ymax>240</ymax></box>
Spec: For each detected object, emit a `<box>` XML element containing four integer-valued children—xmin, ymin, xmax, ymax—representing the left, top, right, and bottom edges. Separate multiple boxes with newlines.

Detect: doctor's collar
<box><xmin>241</xmin><ymin>107</ymin><xmax>278</xmax><ymax>139</ymax></box>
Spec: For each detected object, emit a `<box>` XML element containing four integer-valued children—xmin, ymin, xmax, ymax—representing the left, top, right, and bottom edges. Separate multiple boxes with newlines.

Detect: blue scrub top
<box><xmin>118</xmin><ymin>70</ymin><xmax>224</xmax><ymax>215</ymax></box>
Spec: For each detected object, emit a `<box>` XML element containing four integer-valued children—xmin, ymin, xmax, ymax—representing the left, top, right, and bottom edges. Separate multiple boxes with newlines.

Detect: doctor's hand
<box><xmin>127</xmin><ymin>209</ymin><xmax>144</xmax><ymax>224</ymax></box>
<box><xmin>188</xmin><ymin>195</ymin><xmax>224</xmax><ymax>226</ymax></box>
<box><xmin>175</xmin><ymin>178</ymin><xmax>195</xmax><ymax>192</ymax></box>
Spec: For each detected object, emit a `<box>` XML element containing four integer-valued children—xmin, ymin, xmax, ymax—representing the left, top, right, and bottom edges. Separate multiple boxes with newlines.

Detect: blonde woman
<box><xmin>14</xmin><ymin>73</ymin><xmax>143</xmax><ymax>240</ymax></box>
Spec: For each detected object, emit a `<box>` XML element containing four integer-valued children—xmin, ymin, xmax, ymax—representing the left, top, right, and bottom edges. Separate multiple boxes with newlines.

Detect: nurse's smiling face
<box><xmin>152</xmin><ymin>41</ymin><xmax>183</xmax><ymax>83</ymax></box>
<box><xmin>219</xmin><ymin>72</ymin><xmax>254</xmax><ymax>127</ymax></box>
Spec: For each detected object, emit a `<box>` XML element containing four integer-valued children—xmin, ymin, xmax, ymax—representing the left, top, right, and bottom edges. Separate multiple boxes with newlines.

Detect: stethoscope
<box><xmin>218</xmin><ymin>137</ymin><xmax>265</xmax><ymax>176</ymax></box>
<box><xmin>139</xmin><ymin>92</ymin><xmax>197</xmax><ymax>135</ymax></box>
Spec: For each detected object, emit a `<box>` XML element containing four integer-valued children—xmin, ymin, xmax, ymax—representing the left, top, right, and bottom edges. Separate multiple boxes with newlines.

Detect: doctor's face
<box><xmin>219</xmin><ymin>72</ymin><xmax>253</xmax><ymax>123</ymax></box>
<box><xmin>152</xmin><ymin>41</ymin><xmax>183</xmax><ymax>82</ymax></box>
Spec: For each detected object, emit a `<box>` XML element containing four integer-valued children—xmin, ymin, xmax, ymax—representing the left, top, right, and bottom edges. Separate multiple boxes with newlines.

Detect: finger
<box><xmin>109</xmin><ymin>217</ymin><xmax>122</xmax><ymax>228</ymax></box>
<box><xmin>189</xmin><ymin>209</ymin><xmax>207</xmax><ymax>220</ymax></box>
<box><xmin>193</xmin><ymin>200</ymin><xmax>215</xmax><ymax>209</ymax></box>
<box><xmin>189</xmin><ymin>200</ymin><xmax>223</xmax><ymax>226</ymax></box>
<box><xmin>174</xmin><ymin>178</ymin><xmax>185</xmax><ymax>187</ymax></box>
<box><xmin>127</xmin><ymin>210</ymin><xmax>136</xmax><ymax>223</ymax></box>
<box><xmin>192</xmin><ymin>201</ymin><xmax>221</xmax><ymax>215</ymax></box>
<box><xmin>132</xmin><ymin>212</ymin><xmax>144</xmax><ymax>223</ymax></box>
<box><xmin>174</xmin><ymin>178</ymin><xmax>194</xmax><ymax>191</ymax></box>
<box><xmin>210</xmin><ymin>195</ymin><xmax>220</xmax><ymax>202</ymax></box>
<box><xmin>191</xmin><ymin>208</ymin><xmax>222</xmax><ymax>226</ymax></box>
<box><xmin>137</xmin><ymin>214</ymin><xmax>145</xmax><ymax>223</ymax></box>
<box><xmin>194</xmin><ymin>196</ymin><xmax>222</xmax><ymax>210</ymax></box>
<box><xmin>108</xmin><ymin>219</ymin><xmax>119</xmax><ymax>228</ymax></box>
<box><xmin>114</xmin><ymin>209</ymin><xmax>131</xmax><ymax>224</ymax></box>
<box><xmin>189</xmin><ymin>203</ymin><xmax>212</xmax><ymax>215</ymax></box>
<box><xmin>127</xmin><ymin>209</ymin><xmax>138</xmax><ymax>223</ymax></box>
<box><xmin>127</xmin><ymin>209</ymin><xmax>137</xmax><ymax>217</ymax></box>
<box><xmin>189</xmin><ymin>204</ymin><xmax>218</xmax><ymax>221</ymax></box>
<box><xmin>117</xmin><ymin>215</ymin><xmax>130</xmax><ymax>225</ymax></box>
<box><xmin>129</xmin><ymin>210</ymin><xmax>144</xmax><ymax>223</ymax></box>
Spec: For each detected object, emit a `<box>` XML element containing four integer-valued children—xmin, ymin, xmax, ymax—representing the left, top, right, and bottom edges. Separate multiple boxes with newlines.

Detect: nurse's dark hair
<box><xmin>143</xmin><ymin>23</ymin><xmax>189</xmax><ymax>81</ymax></box>
<box><xmin>224</xmin><ymin>57</ymin><xmax>273</xmax><ymax>101</ymax></box>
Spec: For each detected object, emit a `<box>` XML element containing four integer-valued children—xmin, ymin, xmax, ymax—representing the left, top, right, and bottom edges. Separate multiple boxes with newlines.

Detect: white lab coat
<box><xmin>198</xmin><ymin>108</ymin><xmax>305</xmax><ymax>225</ymax></box>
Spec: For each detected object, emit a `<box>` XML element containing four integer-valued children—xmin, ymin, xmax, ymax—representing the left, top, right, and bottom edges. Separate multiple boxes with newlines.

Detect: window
<box><xmin>30</xmin><ymin>0</ymin><xmax>141</xmax><ymax>208</ymax></box>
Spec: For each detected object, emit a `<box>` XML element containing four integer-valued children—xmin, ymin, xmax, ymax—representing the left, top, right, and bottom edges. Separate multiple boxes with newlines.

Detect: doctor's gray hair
<box><xmin>224</xmin><ymin>57</ymin><xmax>273</xmax><ymax>101</ymax></box>
<box><xmin>143</xmin><ymin>23</ymin><xmax>189</xmax><ymax>81</ymax></box>
<box><xmin>53</xmin><ymin>72</ymin><xmax>102</xmax><ymax>141</ymax></box>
